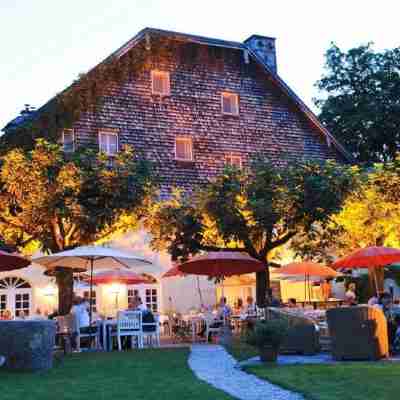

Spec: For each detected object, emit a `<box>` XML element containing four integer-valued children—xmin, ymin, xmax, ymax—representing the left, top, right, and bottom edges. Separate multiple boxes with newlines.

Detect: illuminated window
<box><xmin>62</xmin><ymin>129</ymin><xmax>74</xmax><ymax>152</ymax></box>
<box><xmin>145</xmin><ymin>288</ymin><xmax>158</xmax><ymax>312</ymax></box>
<box><xmin>128</xmin><ymin>288</ymin><xmax>139</xmax><ymax>305</ymax></box>
<box><xmin>83</xmin><ymin>290</ymin><xmax>97</xmax><ymax>313</ymax></box>
<box><xmin>151</xmin><ymin>70</ymin><xmax>170</xmax><ymax>96</ymax></box>
<box><xmin>221</xmin><ymin>92</ymin><xmax>239</xmax><ymax>115</ymax></box>
<box><xmin>99</xmin><ymin>130</ymin><xmax>118</xmax><ymax>156</ymax></box>
<box><xmin>225</xmin><ymin>154</ymin><xmax>242</xmax><ymax>168</ymax></box>
<box><xmin>175</xmin><ymin>137</ymin><xmax>193</xmax><ymax>162</ymax></box>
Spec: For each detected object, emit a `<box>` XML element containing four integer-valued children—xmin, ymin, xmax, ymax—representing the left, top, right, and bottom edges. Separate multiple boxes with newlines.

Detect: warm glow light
<box><xmin>41</xmin><ymin>284</ymin><xmax>57</xmax><ymax>297</ymax></box>
<box><xmin>108</xmin><ymin>283</ymin><xmax>122</xmax><ymax>294</ymax></box>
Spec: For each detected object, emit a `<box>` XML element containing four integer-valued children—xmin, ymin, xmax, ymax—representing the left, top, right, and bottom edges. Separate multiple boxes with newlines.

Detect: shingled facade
<box><xmin>3</xmin><ymin>28</ymin><xmax>350</xmax><ymax>194</ymax></box>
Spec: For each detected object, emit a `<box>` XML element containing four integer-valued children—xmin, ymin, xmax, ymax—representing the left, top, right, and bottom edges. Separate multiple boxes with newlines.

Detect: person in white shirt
<box><xmin>71</xmin><ymin>296</ymin><xmax>90</xmax><ymax>330</ymax></box>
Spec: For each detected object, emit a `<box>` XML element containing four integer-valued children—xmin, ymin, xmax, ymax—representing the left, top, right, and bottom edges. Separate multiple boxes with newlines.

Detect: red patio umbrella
<box><xmin>178</xmin><ymin>251</ymin><xmax>265</xmax><ymax>277</ymax></box>
<box><xmin>332</xmin><ymin>246</ymin><xmax>400</xmax><ymax>294</ymax></box>
<box><xmin>0</xmin><ymin>251</ymin><xmax>30</xmax><ymax>271</ymax></box>
<box><xmin>162</xmin><ymin>264</ymin><xmax>185</xmax><ymax>278</ymax></box>
<box><xmin>91</xmin><ymin>269</ymin><xmax>151</xmax><ymax>285</ymax></box>
<box><xmin>332</xmin><ymin>246</ymin><xmax>400</xmax><ymax>269</ymax></box>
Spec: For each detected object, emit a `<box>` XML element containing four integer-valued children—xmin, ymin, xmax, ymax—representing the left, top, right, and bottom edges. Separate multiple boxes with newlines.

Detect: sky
<box><xmin>1</xmin><ymin>0</ymin><xmax>399</xmax><ymax>129</ymax></box>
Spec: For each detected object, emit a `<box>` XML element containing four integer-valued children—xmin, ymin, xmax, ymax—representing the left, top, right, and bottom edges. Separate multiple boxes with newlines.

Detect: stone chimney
<box><xmin>244</xmin><ymin>34</ymin><xmax>277</xmax><ymax>73</ymax></box>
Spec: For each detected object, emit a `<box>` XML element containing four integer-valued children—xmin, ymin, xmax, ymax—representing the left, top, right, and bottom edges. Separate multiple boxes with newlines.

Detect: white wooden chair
<box><xmin>66</xmin><ymin>313</ymin><xmax>100</xmax><ymax>352</ymax></box>
<box><xmin>142</xmin><ymin>314</ymin><xmax>160</xmax><ymax>347</ymax></box>
<box><xmin>110</xmin><ymin>311</ymin><xmax>143</xmax><ymax>351</ymax></box>
<box><xmin>204</xmin><ymin>313</ymin><xmax>222</xmax><ymax>342</ymax></box>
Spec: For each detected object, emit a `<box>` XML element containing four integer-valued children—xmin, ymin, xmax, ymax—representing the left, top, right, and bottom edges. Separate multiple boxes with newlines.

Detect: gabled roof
<box><xmin>2</xmin><ymin>27</ymin><xmax>352</xmax><ymax>161</ymax></box>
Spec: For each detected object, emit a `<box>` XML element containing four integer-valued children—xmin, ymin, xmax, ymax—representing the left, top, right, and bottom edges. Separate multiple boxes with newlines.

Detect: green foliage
<box><xmin>245</xmin><ymin>319</ymin><xmax>289</xmax><ymax>349</ymax></box>
<box><xmin>0</xmin><ymin>139</ymin><xmax>155</xmax><ymax>254</ymax></box>
<box><xmin>315</xmin><ymin>43</ymin><xmax>400</xmax><ymax>163</ymax></box>
<box><xmin>146</xmin><ymin>159</ymin><xmax>354</xmax><ymax>303</ymax></box>
<box><xmin>295</xmin><ymin>156</ymin><xmax>400</xmax><ymax>263</ymax></box>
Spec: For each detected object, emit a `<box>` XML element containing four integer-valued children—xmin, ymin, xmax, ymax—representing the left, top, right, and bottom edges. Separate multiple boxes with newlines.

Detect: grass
<box><xmin>246</xmin><ymin>363</ymin><xmax>400</xmax><ymax>400</ymax></box>
<box><xmin>0</xmin><ymin>348</ymin><xmax>233</xmax><ymax>400</ymax></box>
<box><xmin>227</xmin><ymin>337</ymin><xmax>400</xmax><ymax>400</ymax></box>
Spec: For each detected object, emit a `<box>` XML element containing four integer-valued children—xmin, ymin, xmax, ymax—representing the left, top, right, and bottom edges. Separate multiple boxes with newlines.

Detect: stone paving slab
<box><xmin>189</xmin><ymin>344</ymin><xmax>304</xmax><ymax>400</ymax></box>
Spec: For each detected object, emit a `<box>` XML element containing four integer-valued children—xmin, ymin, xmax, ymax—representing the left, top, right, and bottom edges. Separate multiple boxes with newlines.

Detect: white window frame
<box><xmin>225</xmin><ymin>154</ymin><xmax>242</xmax><ymax>168</ymax></box>
<box><xmin>221</xmin><ymin>92</ymin><xmax>239</xmax><ymax>116</ymax></box>
<box><xmin>174</xmin><ymin>136</ymin><xmax>193</xmax><ymax>162</ymax></box>
<box><xmin>62</xmin><ymin>129</ymin><xmax>75</xmax><ymax>152</ymax></box>
<box><xmin>98</xmin><ymin>129</ymin><xmax>119</xmax><ymax>156</ymax></box>
<box><xmin>151</xmin><ymin>70</ymin><xmax>170</xmax><ymax>96</ymax></box>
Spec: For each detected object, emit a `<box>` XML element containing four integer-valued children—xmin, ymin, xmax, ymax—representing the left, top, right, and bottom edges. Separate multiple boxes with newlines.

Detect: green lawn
<box><xmin>227</xmin><ymin>338</ymin><xmax>400</xmax><ymax>400</ymax></box>
<box><xmin>247</xmin><ymin>363</ymin><xmax>400</xmax><ymax>400</ymax></box>
<box><xmin>0</xmin><ymin>349</ymin><xmax>233</xmax><ymax>400</ymax></box>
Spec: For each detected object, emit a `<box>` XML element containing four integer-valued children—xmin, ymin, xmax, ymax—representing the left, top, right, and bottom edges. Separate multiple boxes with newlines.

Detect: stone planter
<box><xmin>0</xmin><ymin>320</ymin><xmax>56</xmax><ymax>371</ymax></box>
<box><xmin>259</xmin><ymin>345</ymin><xmax>279</xmax><ymax>363</ymax></box>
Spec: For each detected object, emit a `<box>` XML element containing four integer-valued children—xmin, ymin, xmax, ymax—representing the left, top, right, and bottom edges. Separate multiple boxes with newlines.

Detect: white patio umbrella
<box><xmin>33</xmin><ymin>245</ymin><xmax>155</xmax><ymax>326</ymax></box>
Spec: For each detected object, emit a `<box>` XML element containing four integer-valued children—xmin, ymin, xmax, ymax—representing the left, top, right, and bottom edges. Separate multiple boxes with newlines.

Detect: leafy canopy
<box><xmin>146</xmin><ymin>159</ymin><xmax>355</xmax><ymax>304</ymax></box>
<box><xmin>315</xmin><ymin>43</ymin><xmax>400</xmax><ymax>163</ymax></box>
<box><xmin>0</xmin><ymin>139</ymin><xmax>155</xmax><ymax>254</ymax></box>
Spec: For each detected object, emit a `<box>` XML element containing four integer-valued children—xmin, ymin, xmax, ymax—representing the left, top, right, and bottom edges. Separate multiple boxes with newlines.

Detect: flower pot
<box><xmin>259</xmin><ymin>346</ymin><xmax>278</xmax><ymax>363</ymax></box>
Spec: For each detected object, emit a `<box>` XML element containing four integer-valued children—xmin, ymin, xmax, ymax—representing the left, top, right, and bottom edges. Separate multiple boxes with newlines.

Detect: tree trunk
<box><xmin>256</xmin><ymin>264</ymin><xmax>270</xmax><ymax>307</ymax></box>
<box><xmin>55</xmin><ymin>268</ymin><xmax>74</xmax><ymax>315</ymax></box>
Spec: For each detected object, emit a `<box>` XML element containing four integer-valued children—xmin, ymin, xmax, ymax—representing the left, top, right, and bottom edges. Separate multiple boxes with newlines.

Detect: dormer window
<box><xmin>151</xmin><ymin>70</ymin><xmax>170</xmax><ymax>96</ymax></box>
<box><xmin>225</xmin><ymin>154</ymin><xmax>242</xmax><ymax>168</ymax></box>
<box><xmin>221</xmin><ymin>92</ymin><xmax>239</xmax><ymax>116</ymax></box>
<box><xmin>175</xmin><ymin>137</ymin><xmax>193</xmax><ymax>162</ymax></box>
<box><xmin>99</xmin><ymin>129</ymin><xmax>118</xmax><ymax>156</ymax></box>
<box><xmin>62</xmin><ymin>129</ymin><xmax>74</xmax><ymax>152</ymax></box>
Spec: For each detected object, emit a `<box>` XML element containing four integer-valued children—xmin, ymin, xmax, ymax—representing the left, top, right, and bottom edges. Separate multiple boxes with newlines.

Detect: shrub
<box><xmin>245</xmin><ymin>319</ymin><xmax>289</xmax><ymax>349</ymax></box>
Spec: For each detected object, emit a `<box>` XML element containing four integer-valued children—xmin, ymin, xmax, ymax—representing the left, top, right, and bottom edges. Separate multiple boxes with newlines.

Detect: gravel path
<box><xmin>188</xmin><ymin>345</ymin><xmax>304</xmax><ymax>400</ymax></box>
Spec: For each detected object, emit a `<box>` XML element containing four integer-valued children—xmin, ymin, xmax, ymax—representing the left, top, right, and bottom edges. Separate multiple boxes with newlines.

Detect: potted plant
<box><xmin>245</xmin><ymin>319</ymin><xmax>289</xmax><ymax>362</ymax></box>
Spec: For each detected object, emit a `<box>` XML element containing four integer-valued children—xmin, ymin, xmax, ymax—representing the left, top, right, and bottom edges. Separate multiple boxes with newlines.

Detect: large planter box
<box><xmin>0</xmin><ymin>320</ymin><xmax>56</xmax><ymax>371</ymax></box>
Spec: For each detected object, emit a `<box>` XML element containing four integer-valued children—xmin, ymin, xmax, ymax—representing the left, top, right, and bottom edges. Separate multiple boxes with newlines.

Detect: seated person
<box><xmin>244</xmin><ymin>296</ymin><xmax>257</xmax><ymax>316</ymax></box>
<box><xmin>71</xmin><ymin>295</ymin><xmax>94</xmax><ymax>334</ymax></box>
<box><xmin>345</xmin><ymin>283</ymin><xmax>357</xmax><ymax>305</ymax></box>
<box><xmin>267</xmin><ymin>289</ymin><xmax>281</xmax><ymax>307</ymax></box>
<box><xmin>1</xmin><ymin>310</ymin><xmax>12</xmax><ymax>320</ymax></box>
<box><xmin>233</xmin><ymin>298</ymin><xmax>243</xmax><ymax>315</ymax></box>
<box><xmin>368</xmin><ymin>294</ymin><xmax>379</xmax><ymax>306</ymax></box>
<box><xmin>287</xmin><ymin>298</ymin><xmax>297</xmax><ymax>308</ymax></box>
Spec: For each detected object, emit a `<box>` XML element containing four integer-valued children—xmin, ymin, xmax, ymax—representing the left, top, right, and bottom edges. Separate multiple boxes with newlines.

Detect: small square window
<box><xmin>62</xmin><ymin>129</ymin><xmax>75</xmax><ymax>152</ymax></box>
<box><xmin>151</xmin><ymin>70</ymin><xmax>170</xmax><ymax>96</ymax></box>
<box><xmin>225</xmin><ymin>154</ymin><xmax>242</xmax><ymax>168</ymax></box>
<box><xmin>221</xmin><ymin>92</ymin><xmax>239</xmax><ymax>115</ymax></box>
<box><xmin>99</xmin><ymin>130</ymin><xmax>119</xmax><ymax>156</ymax></box>
<box><xmin>175</xmin><ymin>137</ymin><xmax>193</xmax><ymax>162</ymax></box>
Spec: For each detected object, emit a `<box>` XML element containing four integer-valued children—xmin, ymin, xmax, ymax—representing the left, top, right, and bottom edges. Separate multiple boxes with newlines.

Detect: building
<box><xmin>1</xmin><ymin>28</ymin><xmax>350</xmax><ymax>317</ymax></box>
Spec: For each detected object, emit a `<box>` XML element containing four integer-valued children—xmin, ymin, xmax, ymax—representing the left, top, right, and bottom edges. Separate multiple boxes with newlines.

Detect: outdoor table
<box><xmin>181</xmin><ymin>314</ymin><xmax>206</xmax><ymax>342</ymax></box>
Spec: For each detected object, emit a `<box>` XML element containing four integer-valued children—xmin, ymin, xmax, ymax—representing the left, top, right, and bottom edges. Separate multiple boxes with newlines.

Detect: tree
<box><xmin>146</xmin><ymin>158</ymin><xmax>355</xmax><ymax>306</ymax></box>
<box><xmin>315</xmin><ymin>43</ymin><xmax>400</xmax><ymax>163</ymax></box>
<box><xmin>0</xmin><ymin>139</ymin><xmax>155</xmax><ymax>313</ymax></box>
<box><xmin>294</xmin><ymin>156</ymin><xmax>400</xmax><ymax>292</ymax></box>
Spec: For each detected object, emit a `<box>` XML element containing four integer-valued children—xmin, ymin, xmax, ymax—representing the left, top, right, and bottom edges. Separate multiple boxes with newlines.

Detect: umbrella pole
<box><xmin>89</xmin><ymin>258</ymin><xmax>94</xmax><ymax>348</ymax></box>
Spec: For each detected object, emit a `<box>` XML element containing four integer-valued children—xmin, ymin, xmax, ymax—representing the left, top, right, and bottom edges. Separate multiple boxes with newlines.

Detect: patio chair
<box><xmin>204</xmin><ymin>313</ymin><xmax>222</xmax><ymax>342</ymax></box>
<box><xmin>67</xmin><ymin>313</ymin><xmax>100</xmax><ymax>352</ymax></box>
<box><xmin>327</xmin><ymin>305</ymin><xmax>389</xmax><ymax>360</ymax></box>
<box><xmin>142</xmin><ymin>313</ymin><xmax>160</xmax><ymax>347</ymax></box>
<box><xmin>110</xmin><ymin>311</ymin><xmax>143</xmax><ymax>351</ymax></box>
